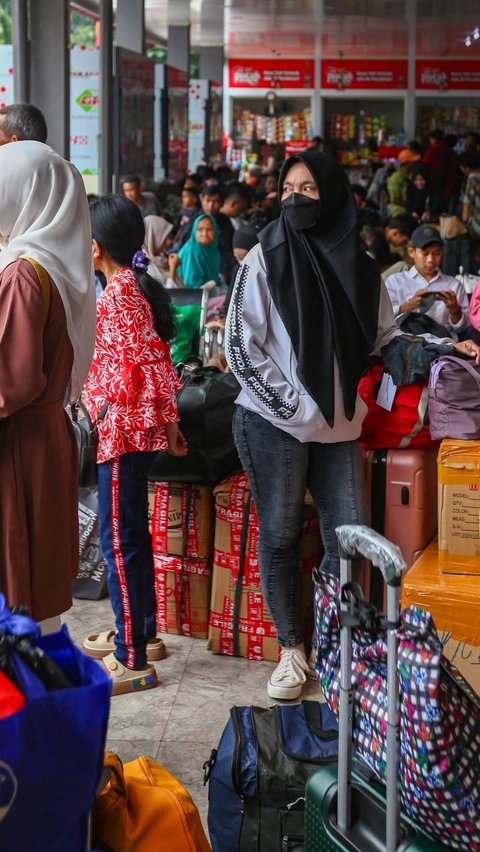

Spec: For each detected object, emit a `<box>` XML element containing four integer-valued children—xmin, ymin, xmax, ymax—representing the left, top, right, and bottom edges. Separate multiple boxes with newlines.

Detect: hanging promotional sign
<box><xmin>321</xmin><ymin>59</ymin><xmax>408</xmax><ymax>90</ymax></box>
<box><xmin>0</xmin><ymin>45</ymin><xmax>14</xmax><ymax>109</ymax></box>
<box><xmin>416</xmin><ymin>60</ymin><xmax>480</xmax><ymax>91</ymax></box>
<box><xmin>70</xmin><ymin>46</ymin><xmax>99</xmax><ymax>175</ymax></box>
<box><xmin>228</xmin><ymin>59</ymin><xmax>314</xmax><ymax>89</ymax></box>
<box><xmin>188</xmin><ymin>79</ymin><xmax>208</xmax><ymax>173</ymax></box>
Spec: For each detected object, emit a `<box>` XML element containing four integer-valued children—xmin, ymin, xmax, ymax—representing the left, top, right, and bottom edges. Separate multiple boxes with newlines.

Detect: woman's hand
<box><xmin>168</xmin><ymin>253</ymin><xmax>180</xmax><ymax>279</ymax></box>
<box><xmin>453</xmin><ymin>339</ymin><xmax>480</xmax><ymax>364</ymax></box>
<box><xmin>164</xmin><ymin>422</ymin><xmax>188</xmax><ymax>456</ymax></box>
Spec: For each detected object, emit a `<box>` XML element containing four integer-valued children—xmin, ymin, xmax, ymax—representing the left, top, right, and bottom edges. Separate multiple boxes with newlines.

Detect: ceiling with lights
<box><xmin>139</xmin><ymin>0</ymin><xmax>480</xmax><ymax>59</ymax></box>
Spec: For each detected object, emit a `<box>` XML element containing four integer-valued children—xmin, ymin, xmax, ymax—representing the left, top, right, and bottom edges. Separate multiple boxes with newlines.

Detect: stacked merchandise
<box><xmin>150</xmin><ymin>482</ymin><xmax>214</xmax><ymax>639</ymax></box>
<box><xmin>419</xmin><ymin>105</ymin><xmax>480</xmax><ymax>138</ymax></box>
<box><xmin>232</xmin><ymin>107</ymin><xmax>311</xmax><ymax>149</ymax></box>
<box><xmin>329</xmin><ymin>112</ymin><xmax>356</xmax><ymax>142</ymax></box>
<box><xmin>207</xmin><ymin>473</ymin><xmax>321</xmax><ymax>661</ymax></box>
<box><xmin>328</xmin><ymin>112</ymin><xmax>388</xmax><ymax>144</ymax></box>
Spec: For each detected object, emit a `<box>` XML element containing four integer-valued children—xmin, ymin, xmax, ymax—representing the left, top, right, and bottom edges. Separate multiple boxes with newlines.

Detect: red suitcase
<box><xmin>362</xmin><ymin>448</ymin><xmax>438</xmax><ymax>606</ymax></box>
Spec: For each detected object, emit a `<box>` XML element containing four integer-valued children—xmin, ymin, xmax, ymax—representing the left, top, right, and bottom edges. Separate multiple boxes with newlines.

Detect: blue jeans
<box><xmin>233</xmin><ymin>406</ymin><xmax>367</xmax><ymax>647</ymax></box>
<box><xmin>97</xmin><ymin>451</ymin><xmax>157</xmax><ymax>669</ymax></box>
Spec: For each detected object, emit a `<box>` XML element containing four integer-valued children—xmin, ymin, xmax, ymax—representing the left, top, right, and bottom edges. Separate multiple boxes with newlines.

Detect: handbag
<box><xmin>72</xmin><ymin>487</ymin><xmax>109</xmax><ymax>600</ymax></box>
<box><xmin>428</xmin><ymin>355</ymin><xmax>480</xmax><ymax>440</ymax></box>
<box><xmin>70</xmin><ymin>399</ymin><xmax>109</xmax><ymax>488</ymax></box>
<box><xmin>91</xmin><ymin>751</ymin><xmax>211</xmax><ymax>852</ymax></box>
<box><xmin>314</xmin><ymin>571</ymin><xmax>480</xmax><ymax>851</ymax></box>
<box><xmin>149</xmin><ymin>365</ymin><xmax>241</xmax><ymax>484</ymax></box>
<box><xmin>0</xmin><ymin>597</ymin><xmax>110</xmax><ymax>852</ymax></box>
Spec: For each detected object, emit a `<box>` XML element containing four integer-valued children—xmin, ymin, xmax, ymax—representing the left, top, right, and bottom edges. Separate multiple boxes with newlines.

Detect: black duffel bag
<box><xmin>149</xmin><ymin>365</ymin><xmax>242</xmax><ymax>484</ymax></box>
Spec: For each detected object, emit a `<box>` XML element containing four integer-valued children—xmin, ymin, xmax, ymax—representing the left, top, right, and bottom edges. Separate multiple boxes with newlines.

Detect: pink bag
<box><xmin>428</xmin><ymin>355</ymin><xmax>480</xmax><ymax>440</ymax></box>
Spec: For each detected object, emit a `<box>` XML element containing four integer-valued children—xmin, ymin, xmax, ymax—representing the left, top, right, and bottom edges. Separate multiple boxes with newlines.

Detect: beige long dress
<box><xmin>0</xmin><ymin>259</ymin><xmax>79</xmax><ymax>621</ymax></box>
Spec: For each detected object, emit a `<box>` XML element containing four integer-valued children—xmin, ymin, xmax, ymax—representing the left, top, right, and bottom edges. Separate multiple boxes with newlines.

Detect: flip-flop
<box><xmin>82</xmin><ymin>630</ymin><xmax>167</xmax><ymax>662</ymax></box>
<box><xmin>102</xmin><ymin>653</ymin><xmax>158</xmax><ymax>696</ymax></box>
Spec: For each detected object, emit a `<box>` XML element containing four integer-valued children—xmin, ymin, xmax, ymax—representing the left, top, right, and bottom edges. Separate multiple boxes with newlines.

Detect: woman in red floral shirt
<box><xmin>83</xmin><ymin>195</ymin><xmax>187</xmax><ymax>695</ymax></box>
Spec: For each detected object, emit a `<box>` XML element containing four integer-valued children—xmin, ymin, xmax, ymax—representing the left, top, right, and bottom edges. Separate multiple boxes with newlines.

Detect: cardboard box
<box><xmin>154</xmin><ymin>553</ymin><xmax>211</xmax><ymax>639</ymax></box>
<box><xmin>402</xmin><ymin>539</ymin><xmax>480</xmax><ymax>694</ymax></box>
<box><xmin>150</xmin><ymin>482</ymin><xmax>213</xmax><ymax>559</ymax></box>
<box><xmin>207</xmin><ymin>474</ymin><xmax>322</xmax><ymax>661</ymax></box>
<box><xmin>437</xmin><ymin>439</ymin><xmax>480</xmax><ymax>575</ymax></box>
<box><xmin>439</xmin><ymin>632</ymin><xmax>480</xmax><ymax>699</ymax></box>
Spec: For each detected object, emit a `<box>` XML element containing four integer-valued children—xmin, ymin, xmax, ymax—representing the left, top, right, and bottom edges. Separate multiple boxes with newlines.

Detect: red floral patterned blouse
<box><xmin>84</xmin><ymin>267</ymin><xmax>181</xmax><ymax>463</ymax></box>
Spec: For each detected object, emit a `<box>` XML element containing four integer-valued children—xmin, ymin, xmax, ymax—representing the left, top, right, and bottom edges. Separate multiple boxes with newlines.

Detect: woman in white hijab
<box><xmin>0</xmin><ymin>141</ymin><xmax>96</xmax><ymax>626</ymax></box>
<box><xmin>143</xmin><ymin>214</ymin><xmax>175</xmax><ymax>284</ymax></box>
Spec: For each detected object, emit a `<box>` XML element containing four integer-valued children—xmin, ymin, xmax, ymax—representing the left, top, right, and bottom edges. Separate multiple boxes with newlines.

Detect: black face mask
<box><xmin>281</xmin><ymin>192</ymin><xmax>321</xmax><ymax>231</ymax></box>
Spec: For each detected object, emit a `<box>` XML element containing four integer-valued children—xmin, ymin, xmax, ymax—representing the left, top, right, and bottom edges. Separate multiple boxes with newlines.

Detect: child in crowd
<box><xmin>384</xmin><ymin>224</ymin><xmax>469</xmax><ymax>340</ymax></box>
<box><xmin>82</xmin><ymin>195</ymin><xmax>187</xmax><ymax>695</ymax></box>
<box><xmin>170</xmin><ymin>186</ymin><xmax>201</xmax><ymax>250</ymax></box>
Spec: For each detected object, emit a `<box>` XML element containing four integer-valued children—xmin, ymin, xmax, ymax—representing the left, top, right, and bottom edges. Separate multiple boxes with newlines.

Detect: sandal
<box><xmin>102</xmin><ymin>652</ymin><xmax>158</xmax><ymax>696</ymax></box>
<box><xmin>83</xmin><ymin>630</ymin><xmax>167</xmax><ymax>662</ymax></box>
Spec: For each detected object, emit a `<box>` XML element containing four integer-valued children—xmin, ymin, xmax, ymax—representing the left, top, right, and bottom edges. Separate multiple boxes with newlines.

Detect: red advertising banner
<box><xmin>228</xmin><ymin>59</ymin><xmax>314</xmax><ymax>89</ymax></box>
<box><xmin>416</xmin><ymin>60</ymin><xmax>480</xmax><ymax>91</ymax></box>
<box><xmin>321</xmin><ymin>59</ymin><xmax>408</xmax><ymax>90</ymax></box>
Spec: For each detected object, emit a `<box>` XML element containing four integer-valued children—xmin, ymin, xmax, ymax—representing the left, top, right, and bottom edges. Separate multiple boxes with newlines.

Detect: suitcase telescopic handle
<box><xmin>335</xmin><ymin>524</ymin><xmax>407</xmax><ymax>586</ymax></box>
<box><xmin>335</xmin><ymin>524</ymin><xmax>406</xmax><ymax>852</ymax></box>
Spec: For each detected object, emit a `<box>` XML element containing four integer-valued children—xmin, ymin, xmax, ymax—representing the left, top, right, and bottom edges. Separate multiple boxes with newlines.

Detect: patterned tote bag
<box><xmin>313</xmin><ymin>571</ymin><xmax>480</xmax><ymax>851</ymax></box>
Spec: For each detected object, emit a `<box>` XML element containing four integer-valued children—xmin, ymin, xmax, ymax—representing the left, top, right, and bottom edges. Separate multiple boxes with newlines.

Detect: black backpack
<box><xmin>149</xmin><ymin>365</ymin><xmax>241</xmax><ymax>484</ymax></box>
<box><xmin>204</xmin><ymin>701</ymin><xmax>338</xmax><ymax>852</ymax></box>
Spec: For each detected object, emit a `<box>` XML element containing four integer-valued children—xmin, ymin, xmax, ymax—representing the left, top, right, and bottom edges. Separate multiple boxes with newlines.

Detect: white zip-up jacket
<box><xmin>225</xmin><ymin>243</ymin><xmax>402</xmax><ymax>444</ymax></box>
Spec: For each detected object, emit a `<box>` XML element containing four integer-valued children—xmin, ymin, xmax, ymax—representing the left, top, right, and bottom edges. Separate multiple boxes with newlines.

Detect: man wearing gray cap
<box><xmin>384</xmin><ymin>224</ymin><xmax>469</xmax><ymax>340</ymax></box>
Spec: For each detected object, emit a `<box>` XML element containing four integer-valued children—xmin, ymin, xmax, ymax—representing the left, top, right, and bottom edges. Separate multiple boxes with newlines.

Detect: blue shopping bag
<box><xmin>0</xmin><ymin>599</ymin><xmax>111</xmax><ymax>852</ymax></box>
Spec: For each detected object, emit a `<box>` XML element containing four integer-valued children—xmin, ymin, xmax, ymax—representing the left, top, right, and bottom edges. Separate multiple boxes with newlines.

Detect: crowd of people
<box><xmin>1</xmin><ymin>100</ymin><xmax>480</xmax><ymax>702</ymax></box>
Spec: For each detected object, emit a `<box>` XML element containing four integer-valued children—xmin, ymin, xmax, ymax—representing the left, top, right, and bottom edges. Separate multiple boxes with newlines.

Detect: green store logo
<box><xmin>76</xmin><ymin>89</ymin><xmax>99</xmax><ymax>112</ymax></box>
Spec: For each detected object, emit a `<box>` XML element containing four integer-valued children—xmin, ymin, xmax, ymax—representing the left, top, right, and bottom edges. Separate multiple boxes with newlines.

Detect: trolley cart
<box><xmin>305</xmin><ymin>525</ymin><xmax>441</xmax><ymax>852</ymax></box>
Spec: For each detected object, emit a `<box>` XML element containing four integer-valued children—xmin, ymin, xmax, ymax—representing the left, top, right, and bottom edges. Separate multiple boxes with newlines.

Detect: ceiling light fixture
<box><xmin>474</xmin><ymin>27</ymin><xmax>480</xmax><ymax>40</ymax></box>
<box><xmin>465</xmin><ymin>35</ymin><xmax>472</xmax><ymax>46</ymax></box>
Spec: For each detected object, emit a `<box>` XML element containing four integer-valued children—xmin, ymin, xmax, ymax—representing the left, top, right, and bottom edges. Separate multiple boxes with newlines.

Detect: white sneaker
<box><xmin>267</xmin><ymin>647</ymin><xmax>309</xmax><ymax>700</ymax></box>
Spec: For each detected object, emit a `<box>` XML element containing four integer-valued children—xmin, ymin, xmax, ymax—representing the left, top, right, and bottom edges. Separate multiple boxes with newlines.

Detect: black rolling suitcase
<box><xmin>304</xmin><ymin>525</ymin><xmax>442</xmax><ymax>851</ymax></box>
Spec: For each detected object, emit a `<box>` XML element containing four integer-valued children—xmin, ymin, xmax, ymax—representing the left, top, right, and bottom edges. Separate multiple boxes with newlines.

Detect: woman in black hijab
<box><xmin>225</xmin><ymin>150</ymin><xmax>479</xmax><ymax>702</ymax></box>
<box><xmin>405</xmin><ymin>164</ymin><xmax>431</xmax><ymax>220</ymax></box>
<box><xmin>225</xmin><ymin>150</ymin><xmax>391</xmax><ymax>701</ymax></box>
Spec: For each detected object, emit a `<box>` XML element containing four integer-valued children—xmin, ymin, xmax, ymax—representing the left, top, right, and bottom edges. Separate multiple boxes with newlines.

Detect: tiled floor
<box><xmin>64</xmin><ymin>597</ymin><xmax>323</xmax><ymax>839</ymax></box>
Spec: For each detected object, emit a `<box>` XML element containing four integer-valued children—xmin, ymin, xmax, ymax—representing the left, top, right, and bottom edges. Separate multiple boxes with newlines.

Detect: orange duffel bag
<box><xmin>91</xmin><ymin>751</ymin><xmax>211</xmax><ymax>852</ymax></box>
